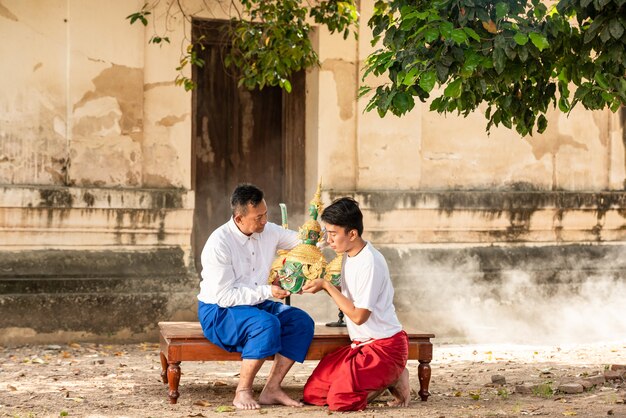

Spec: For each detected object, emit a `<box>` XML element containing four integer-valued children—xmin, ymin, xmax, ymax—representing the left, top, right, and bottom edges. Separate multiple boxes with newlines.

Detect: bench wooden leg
<box><xmin>159</xmin><ymin>352</ymin><xmax>168</xmax><ymax>384</ymax></box>
<box><xmin>167</xmin><ymin>361</ymin><xmax>181</xmax><ymax>404</ymax></box>
<box><xmin>417</xmin><ymin>360</ymin><xmax>431</xmax><ymax>401</ymax></box>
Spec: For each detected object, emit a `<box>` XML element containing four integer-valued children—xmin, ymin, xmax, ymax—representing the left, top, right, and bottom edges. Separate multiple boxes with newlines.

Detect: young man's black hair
<box><xmin>320</xmin><ymin>197</ymin><xmax>364</xmax><ymax>236</ymax></box>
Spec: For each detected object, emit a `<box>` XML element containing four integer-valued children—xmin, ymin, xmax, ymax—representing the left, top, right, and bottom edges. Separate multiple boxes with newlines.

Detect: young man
<box><xmin>197</xmin><ymin>184</ymin><xmax>314</xmax><ymax>410</ymax></box>
<box><xmin>302</xmin><ymin>197</ymin><xmax>410</xmax><ymax>411</ymax></box>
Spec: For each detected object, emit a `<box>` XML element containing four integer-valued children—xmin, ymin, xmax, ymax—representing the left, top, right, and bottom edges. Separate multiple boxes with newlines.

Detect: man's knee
<box><xmin>327</xmin><ymin>392</ymin><xmax>367</xmax><ymax>411</ymax></box>
<box><xmin>302</xmin><ymin>383</ymin><xmax>327</xmax><ymax>406</ymax></box>
<box><xmin>283</xmin><ymin>307</ymin><xmax>314</xmax><ymax>336</ymax></box>
<box><xmin>252</xmin><ymin>314</ymin><xmax>281</xmax><ymax>337</ymax></box>
<box><xmin>241</xmin><ymin>314</ymin><xmax>281</xmax><ymax>359</ymax></box>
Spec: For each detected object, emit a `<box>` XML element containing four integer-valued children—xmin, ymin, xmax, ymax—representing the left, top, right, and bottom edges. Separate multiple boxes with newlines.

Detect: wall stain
<box><xmin>144</xmin><ymin>81</ymin><xmax>176</xmax><ymax>91</ymax></box>
<box><xmin>157</xmin><ymin>114</ymin><xmax>187</xmax><ymax>127</ymax></box>
<box><xmin>320</xmin><ymin>59</ymin><xmax>356</xmax><ymax>121</ymax></box>
<box><xmin>39</xmin><ymin>189</ymin><xmax>73</xmax><ymax>208</ymax></box>
<box><xmin>0</xmin><ymin>2</ymin><xmax>18</xmax><ymax>21</ymax></box>
<box><xmin>83</xmin><ymin>192</ymin><xmax>95</xmax><ymax>207</ymax></box>
<box><xmin>525</xmin><ymin>108</ymin><xmax>587</xmax><ymax>162</ymax></box>
<box><xmin>143</xmin><ymin>173</ymin><xmax>174</xmax><ymax>188</ymax></box>
<box><xmin>330</xmin><ymin>189</ymin><xmax>626</xmax><ymax>242</ymax></box>
<box><xmin>74</xmin><ymin>64</ymin><xmax>143</xmax><ymax>136</ymax></box>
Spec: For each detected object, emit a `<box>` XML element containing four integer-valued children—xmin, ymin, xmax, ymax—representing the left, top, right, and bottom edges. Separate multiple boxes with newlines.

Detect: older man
<box><xmin>197</xmin><ymin>183</ymin><xmax>314</xmax><ymax>410</ymax></box>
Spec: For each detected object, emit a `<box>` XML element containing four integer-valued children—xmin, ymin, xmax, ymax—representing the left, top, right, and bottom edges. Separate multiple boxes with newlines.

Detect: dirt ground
<box><xmin>1</xmin><ymin>338</ymin><xmax>625</xmax><ymax>418</ymax></box>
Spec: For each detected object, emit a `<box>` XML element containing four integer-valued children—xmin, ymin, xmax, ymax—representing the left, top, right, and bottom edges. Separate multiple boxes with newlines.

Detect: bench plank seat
<box><xmin>159</xmin><ymin>321</ymin><xmax>434</xmax><ymax>405</ymax></box>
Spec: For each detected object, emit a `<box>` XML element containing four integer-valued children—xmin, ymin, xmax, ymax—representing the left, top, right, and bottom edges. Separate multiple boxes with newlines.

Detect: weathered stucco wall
<box><xmin>0</xmin><ymin>0</ymin><xmax>193</xmax><ymax>189</ymax></box>
<box><xmin>0</xmin><ymin>0</ymin><xmax>197</xmax><ymax>344</ymax></box>
<box><xmin>0</xmin><ymin>185</ymin><xmax>197</xmax><ymax>345</ymax></box>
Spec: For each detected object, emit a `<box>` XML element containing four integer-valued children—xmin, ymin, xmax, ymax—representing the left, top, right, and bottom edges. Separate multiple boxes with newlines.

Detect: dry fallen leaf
<box><xmin>215</xmin><ymin>405</ymin><xmax>236</xmax><ymax>413</ymax></box>
<box><xmin>69</xmin><ymin>343</ymin><xmax>81</xmax><ymax>349</ymax></box>
<box><xmin>193</xmin><ymin>400</ymin><xmax>212</xmax><ymax>407</ymax></box>
<box><xmin>7</xmin><ymin>385</ymin><xmax>17</xmax><ymax>391</ymax></box>
<box><xmin>65</xmin><ymin>397</ymin><xmax>84</xmax><ymax>402</ymax></box>
<box><xmin>212</xmin><ymin>380</ymin><xmax>228</xmax><ymax>387</ymax></box>
<box><xmin>562</xmin><ymin>412</ymin><xmax>577</xmax><ymax>416</ymax></box>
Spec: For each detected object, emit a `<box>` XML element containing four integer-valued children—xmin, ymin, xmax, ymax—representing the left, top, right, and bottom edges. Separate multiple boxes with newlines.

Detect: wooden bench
<box><xmin>159</xmin><ymin>321</ymin><xmax>434</xmax><ymax>405</ymax></box>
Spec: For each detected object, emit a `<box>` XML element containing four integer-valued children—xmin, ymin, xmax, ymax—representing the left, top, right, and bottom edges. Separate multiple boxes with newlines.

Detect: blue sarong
<box><xmin>198</xmin><ymin>300</ymin><xmax>314</xmax><ymax>362</ymax></box>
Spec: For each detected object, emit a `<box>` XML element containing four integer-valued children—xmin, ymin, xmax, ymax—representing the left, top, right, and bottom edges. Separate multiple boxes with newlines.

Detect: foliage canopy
<box><xmin>129</xmin><ymin>0</ymin><xmax>626</xmax><ymax>136</ymax></box>
<box><xmin>127</xmin><ymin>1</ymin><xmax>358</xmax><ymax>92</ymax></box>
<box><xmin>363</xmin><ymin>0</ymin><xmax>626</xmax><ymax>136</ymax></box>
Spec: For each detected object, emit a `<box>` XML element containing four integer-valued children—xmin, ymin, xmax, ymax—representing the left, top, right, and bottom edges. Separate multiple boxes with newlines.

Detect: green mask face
<box><xmin>279</xmin><ymin>260</ymin><xmax>306</xmax><ymax>293</ymax></box>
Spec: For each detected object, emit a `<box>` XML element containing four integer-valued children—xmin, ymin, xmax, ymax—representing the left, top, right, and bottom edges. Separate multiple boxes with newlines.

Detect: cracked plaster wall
<box><xmin>0</xmin><ymin>0</ymin><xmax>191</xmax><ymax>189</ymax></box>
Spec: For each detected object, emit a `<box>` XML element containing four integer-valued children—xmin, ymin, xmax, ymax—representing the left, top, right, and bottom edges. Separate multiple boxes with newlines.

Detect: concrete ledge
<box><xmin>0</xmin><ymin>247</ymin><xmax>198</xmax><ymax>344</ymax></box>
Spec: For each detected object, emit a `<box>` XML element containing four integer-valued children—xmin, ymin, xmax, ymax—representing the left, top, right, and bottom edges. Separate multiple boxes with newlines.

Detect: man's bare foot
<box><xmin>233</xmin><ymin>388</ymin><xmax>260</xmax><ymax>410</ymax></box>
<box><xmin>259</xmin><ymin>386</ymin><xmax>303</xmax><ymax>407</ymax></box>
<box><xmin>388</xmin><ymin>368</ymin><xmax>411</xmax><ymax>407</ymax></box>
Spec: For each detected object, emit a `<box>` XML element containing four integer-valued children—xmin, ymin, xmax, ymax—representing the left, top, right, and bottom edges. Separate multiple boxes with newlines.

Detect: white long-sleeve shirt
<box><xmin>197</xmin><ymin>218</ymin><xmax>299</xmax><ymax>307</ymax></box>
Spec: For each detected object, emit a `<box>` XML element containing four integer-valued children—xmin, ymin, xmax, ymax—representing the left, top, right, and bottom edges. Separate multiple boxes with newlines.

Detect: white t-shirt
<box><xmin>197</xmin><ymin>219</ymin><xmax>299</xmax><ymax>307</ymax></box>
<box><xmin>341</xmin><ymin>242</ymin><xmax>403</xmax><ymax>341</ymax></box>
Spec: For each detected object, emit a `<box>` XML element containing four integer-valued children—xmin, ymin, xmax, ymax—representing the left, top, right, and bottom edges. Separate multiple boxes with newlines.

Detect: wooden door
<box><xmin>191</xmin><ymin>19</ymin><xmax>305</xmax><ymax>276</ymax></box>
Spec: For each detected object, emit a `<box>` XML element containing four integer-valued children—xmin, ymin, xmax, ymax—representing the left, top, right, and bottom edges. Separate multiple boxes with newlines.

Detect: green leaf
<box><xmin>401</xmin><ymin>67</ymin><xmax>420</xmax><ymax>86</ymax></box>
<box><xmin>419</xmin><ymin>70</ymin><xmax>437</xmax><ymax>92</ymax></box>
<box><xmin>400</xmin><ymin>16</ymin><xmax>418</xmax><ymax>30</ymax></box>
<box><xmin>283</xmin><ymin>79</ymin><xmax>292</xmax><ymax>93</ymax></box>
<box><xmin>529</xmin><ymin>33</ymin><xmax>549</xmax><ymax>51</ymax></box>
<box><xmin>440</xmin><ymin>21</ymin><xmax>454</xmax><ymax>39</ymax></box>
<box><xmin>518</xmin><ymin>45</ymin><xmax>529</xmax><ymax>62</ymax></box>
<box><xmin>600</xmin><ymin>26</ymin><xmax>611</xmax><ymax>42</ymax></box>
<box><xmin>496</xmin><ymin>2</ymin><xmax>509</xmax><ymax>20</ymax></box>
<box><xmin>533</xmin><ymin>3</ymin><xmax>547</xmax><ymax>19</ymax></box>
<box><xmin>451</xmin><ymin>29</ymin><xmax>468</xmax><ymax>44</ymax></box>
<box><xmin>392</xmin><ymin>91</ymin><xmax>415</xmax><ymax>114</ymax></box>
<box><xmin>513</xmin><ymin>32</ymin><xmax>529</xmax><ymax>45</ymax></box>
<box><xmin>609</xmin><ymin>19</ymin><xmax>624</xmax><ymax>39</ymax></box>
<box><xmin>444</xmin><ymin>79</ymin><xmax>463</xmax><ymax>98</ymax></box>
<box><xmin>463</xmin><ymin>27</ymin><xmax>481</xmax><ymax>41</ymax></box>
<box><xmin>537</xmin><ymin>114</ymin><xmax>548</xmax><ymax>133</ymax></box>
<box><xmin>424</xmin><ymin>27</ymin><xmax>440</xmax><ymax>42</ymax></box>
<box><xmin>594</xmin><ymin>71</ymin><xmax>609</xmax><ymax>89</ymax></box>
<box><xmin>601</xmin><ymin>91</ymin><xmax>614</xmax><ymax>102</ymax></box>
<box><xmin>436</xmin><ymin>62</ymin><xmax>450</xmax><ymax>81</ymax></box>
<box><xmin>610</xmin><ymin>99</ymin><xmax>621</xmax><ymax>112</ymax></box>
<box><xmin>461</xmin><ymin>52</ymin><xmax>482</xmax><ymax>76</ymax></box>
<box><xmin>493</xmin><ymin>48</ymin><xmax>506</xmax><ymax>74</ymax></box>
<box><xmin>358</xmin><ymin>85</ymin><xmax>372</xmax><ymax>98</ymax></box>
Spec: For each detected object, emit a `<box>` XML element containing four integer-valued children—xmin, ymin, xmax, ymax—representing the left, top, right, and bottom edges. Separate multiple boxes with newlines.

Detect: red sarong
<box><xmin>303</xmin><ymin>330</ymin><xmax>409</xmax><ymax>411</ymax></box>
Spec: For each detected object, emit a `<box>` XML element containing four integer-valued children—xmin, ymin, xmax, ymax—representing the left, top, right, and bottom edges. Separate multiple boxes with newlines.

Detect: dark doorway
<box><xmin>191</xmin><ymin>19</ymin><xmax>306</xmax><ymax>276</ymax></box>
